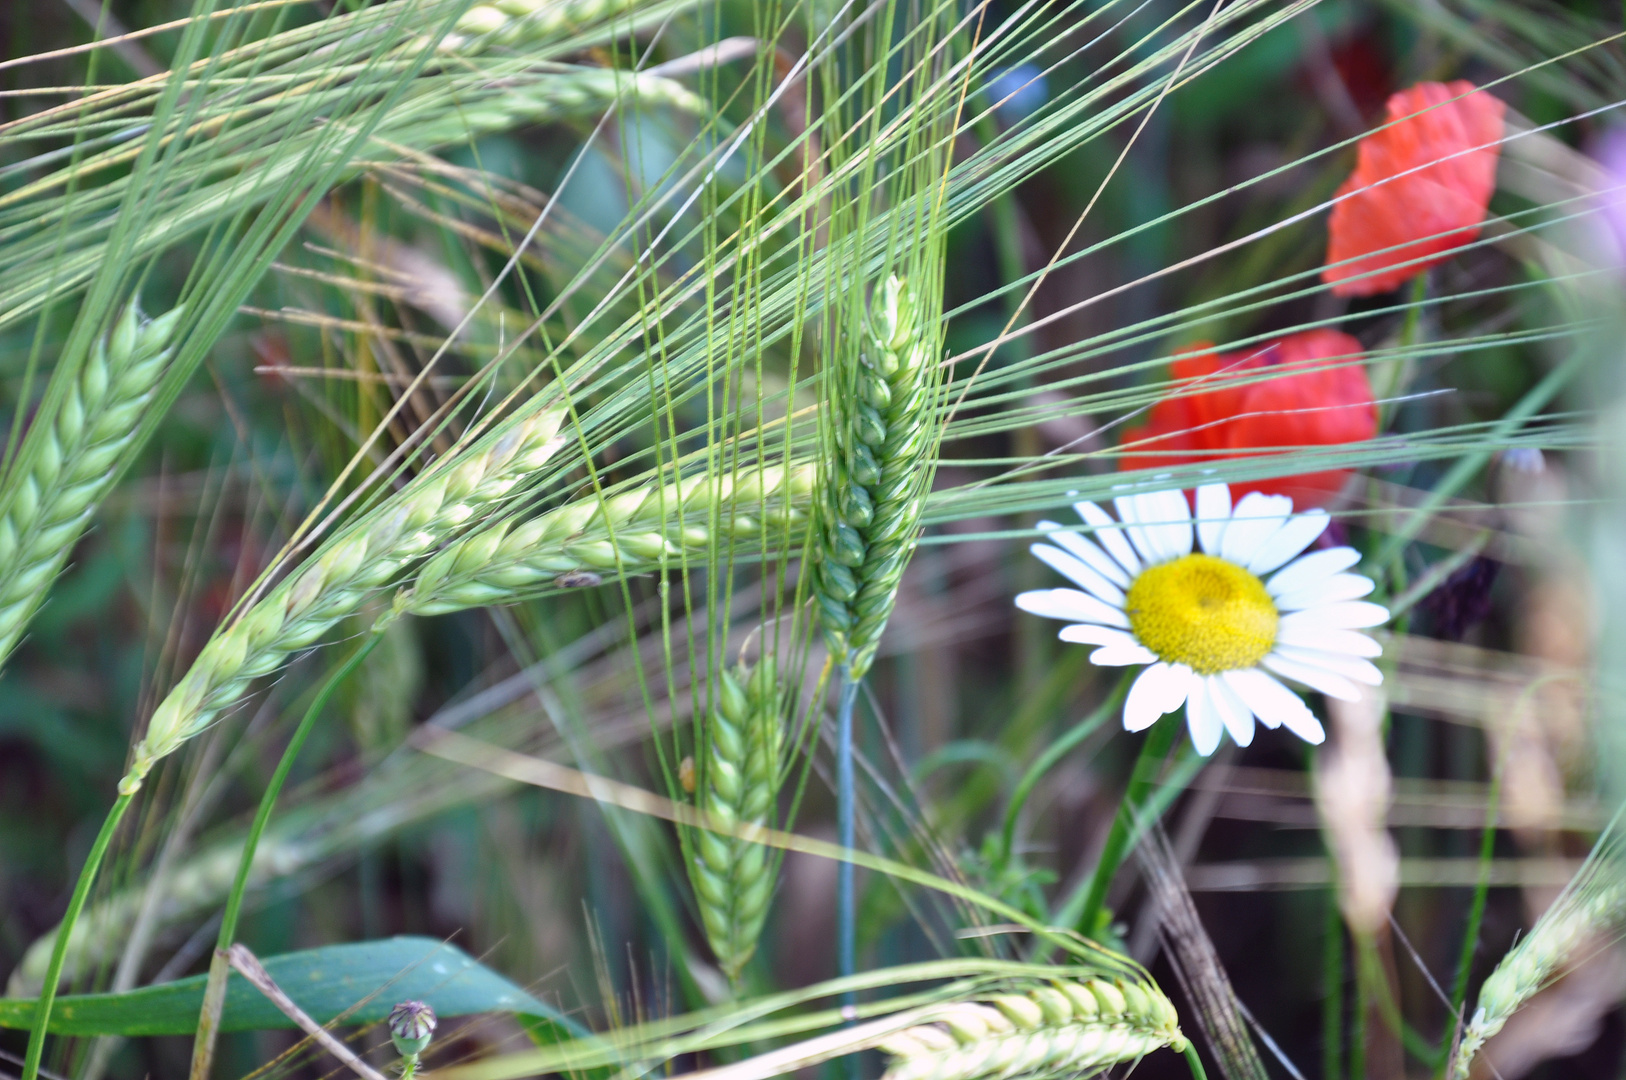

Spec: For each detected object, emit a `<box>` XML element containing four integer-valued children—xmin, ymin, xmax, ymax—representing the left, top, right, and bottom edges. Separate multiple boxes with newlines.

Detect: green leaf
<box><xmin>0</xmin><ymin>937</ymin><xmax>586</xmax><ymax>1039</ymax></box>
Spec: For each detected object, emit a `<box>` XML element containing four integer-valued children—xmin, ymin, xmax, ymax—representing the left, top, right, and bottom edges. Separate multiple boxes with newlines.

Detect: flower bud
<box><xmin>388</xmin><ymin>1000</ymin><xmax>437</xmax><ymax>1057</ymax></box>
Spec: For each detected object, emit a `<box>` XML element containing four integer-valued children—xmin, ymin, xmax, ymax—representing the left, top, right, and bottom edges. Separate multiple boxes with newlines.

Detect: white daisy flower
<box><xmin>1014</xmin><ymin>482</ymin><xmax>1387</xmax><ymax>755</ymax></box>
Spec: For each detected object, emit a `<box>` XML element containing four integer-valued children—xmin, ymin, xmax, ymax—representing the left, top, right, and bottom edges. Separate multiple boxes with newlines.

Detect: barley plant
<box><xmin>877</xmin><ymin>978</ymin><xmax>1187</xmax><ymax>1080</ymax></box>
<box><xmin>5</xmin><ymin>3</ymin><xmax>1626</xmax><ymax>1080</ymax></box>
<box><xmin>688</xmin><ymin>659</ymin><xmax>783</xmax><ymax>984</ymax></box>
<box><xmin>0</xmin><ymin>303</ymin><xmax>182</xmax><ymax>671</ymax></box>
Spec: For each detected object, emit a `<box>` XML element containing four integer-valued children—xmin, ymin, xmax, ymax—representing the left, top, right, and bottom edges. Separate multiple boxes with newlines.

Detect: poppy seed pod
<box><xmin>388</xmin><ymin>1000</ymin><xmax>437</xmax><ymax>1057</ymax></box>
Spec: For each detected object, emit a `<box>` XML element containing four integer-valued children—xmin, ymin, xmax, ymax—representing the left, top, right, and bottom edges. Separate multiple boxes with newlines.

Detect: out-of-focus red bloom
<box><xmin>1119</xmin><ymin>329</ymin><xmax>1377</xmax><ymax>507</ymax></box>
<box><xmin>1322</xmin><ymin>81</ymin><xmax>1506</xmax><ymax>297</ymax></box>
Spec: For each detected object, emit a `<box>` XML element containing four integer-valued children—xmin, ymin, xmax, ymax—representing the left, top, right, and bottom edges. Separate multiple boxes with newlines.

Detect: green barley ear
<box><xmin>814</xmin><ymin>275</ymin><xmax>943</xmax><ymax>679</ymax></box>
<box><xmin>400</xmin><ymin>462</ymin><xmax>816</xmax><ymax>616</ymax></box>
<box><xmin>410</xmin><ymin>68</ymin><xmax>705</xmax><ymax>153</ymax></box>
<box><xmin>442</xmin><ymin>0</ymin><xmax>648</xmax><ymax>54</ymax></box>
<box><xmin>690</xmin><ymin>659</ymin><xmax>783</xmax><ymax>985</ymax></box>
<box><xmin>877</xmin><ymin>978</ymin><xmax>1187</xmax><ymax>1080</ymax></box>
<box><xmin>123</xmin><ymin>405</ymin><xmax>569</xmax><ymax>794</ymax></box>
<box><xmin>0</xmin><ymin>303</ymin><xmax>183</xmax><ymax>672</ymax></box>
<box><xmin>1450</xmin><ymin>824</ymin><xmax>1626</xmax><ymax>1079</ymax></box>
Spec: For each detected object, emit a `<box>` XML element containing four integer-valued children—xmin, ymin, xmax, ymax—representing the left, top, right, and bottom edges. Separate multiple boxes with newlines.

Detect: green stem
<box><xmin>1350</xmin><ymin>944</ymin><xmax>1368</xmax><ymax>1080</ymax></box>
<box><xmin>835</xmin><ymin>668</ymin><xmax>858</xmax><ymax>1012</ymax></box>
<box><xmin>1377</xmin><ymin>274</ymin><xmax>1429</xmax><ymax>430</ymax></box>
<box><xmin>1182</xmin><ymin>1042</ymin><xmax>1209</xmax><ymax>1080</ymax></box>
<box><xmin>21</xmin><ymin>791</ymin><xmax>135</xmax><ymax>1080</ymax></box>
<box><xmin>1438</xmin><ymin>724</ymin><xmax>1513</xmax><ymax>1077</ymax></box>
<box><xmin>1063</xmin><ymin>713</ymin><xmax>1181</xmax><ymax>939</ymax></box>
<box><xmin>1358</xmin><ymin>935</ymin><xmax>1439</xmax><ymax>1068</ymax></box>
<box><xmin>998</xmin><ymin>674</ymin><xmax>1131</xmax><ymax>866</ymax></box>
<box><xmin>187</xmin><ymin>629</ymin><xmax>384</xmax><ymax>1080</ymax></box>
<box><xmin>1323</xmin><ymin>888</ymin><xmax>1345</xmax><ymax>1080</ymax></box>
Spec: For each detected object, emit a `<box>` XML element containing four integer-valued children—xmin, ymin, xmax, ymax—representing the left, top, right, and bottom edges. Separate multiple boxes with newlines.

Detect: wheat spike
<box><xmin>814</xmin><ymin>275</ymin><xmax>940</xmax><ymax>679</ymax></box>
<box><xmin>690</xmin><ymin>659</ymin><xmax>782</xmax><ymax>984</ymax></box>
<box><xmin>123</xmin><ymin>406</ymin><xmax>568</xmax><ymax>794</ymax></box>
<box><xmin>0</xmin><ymin>304</ymin><xmax>182</xmax><ymax>672</ymax></box>
<box><xmin>1451</xmin><ymin>870</ymin><xmax>1626</xmax><ymax>1078</ymax></box>
<box><xmin>878</xmin><ymin>978</ymin><xmax>1187</xmax><ymax>1080</ymax></box>
<box><xmin>401</xmin><ymin>462</ymin><xmax>815</xmax><ymax>616</ymax></box>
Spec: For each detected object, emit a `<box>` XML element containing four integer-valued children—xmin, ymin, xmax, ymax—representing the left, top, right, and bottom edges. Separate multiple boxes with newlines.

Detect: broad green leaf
<box><xmin>0</xmin><ymin>937</ymin><xmax>585</xmax><ymax>1039</ymax></box>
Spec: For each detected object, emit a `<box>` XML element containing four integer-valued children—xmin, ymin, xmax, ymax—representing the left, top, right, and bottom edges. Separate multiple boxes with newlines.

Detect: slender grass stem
<box><xmin>997</xmin><ymin>674</ymin><xmax>1131</xmax><ymax>867</ymax></box>
<box><xmin>1183</xmin><ymin>1042</ymin><xmax>1209</xmax><ymax>1080</ymax></box>
<box><xmin>836</xmin><ymin>667</ymin><xmax>859</xmax><ymax>1006</ymax></box>
<box><xmin>1323</xmin><ymin>887</ymin><xmax>1345</xmax><ymax>1080</ymax></box>
<box><xmin>1067</xmin><ymin>714</ymin><xmax>1180</xmax><ymax>939</ymax></box>
<box><xmin>1438</xmin><ymin>723</ymin><xmax>1512</xmax><ymax>1078</ymax></box>
<box><xmin>188</xmin><ymin>629</ymin><xmax>385</xmax><ymax>1080</ymax></box>
<box><xmin>21</xmin><ymin>791</ymin><xmax>135</xmax><ymax>1080</ymax></box>
<box><xmin>1350</xmin><ymin>944</ymin><xmax>1368</xmax><ymax>1080</ymax></box>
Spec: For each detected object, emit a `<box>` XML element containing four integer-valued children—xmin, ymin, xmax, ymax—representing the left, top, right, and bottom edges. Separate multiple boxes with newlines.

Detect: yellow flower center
<box><xmin>1125</xmin><ymin>553</ymin><xmax>1279</xmax><ymax>675</ymax></box>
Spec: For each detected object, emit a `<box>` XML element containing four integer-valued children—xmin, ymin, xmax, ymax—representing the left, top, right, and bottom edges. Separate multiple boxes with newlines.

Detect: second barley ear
<box><xmin>690</xmin><ymin>659</ymin><xmax>782</xmax><ymax>985</ymax></box>
<box><xmin>814</xmin><ymin>275</ymin><xmax>937</xmax><ymax>679</ymax></box>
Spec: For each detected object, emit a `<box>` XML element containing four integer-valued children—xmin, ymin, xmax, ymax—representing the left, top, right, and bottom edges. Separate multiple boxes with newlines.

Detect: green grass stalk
<box><xmin>188</xmin><ymin>629</ymin><xmax>386</xmax><ymax>1080</ymax></box>
<box><xmin>1064</xmin><ymin>717</ymin><xmax>1181</xmax><ymax>939</ymax></box>
<box><xmin>1438</xmin><ymin>741</ymin><xmax>1507</xmax><ymax>1078</ymax></box>
<box><xmin>21</xmin><ymin>792</ymin><xmax>135</xmax><ymax>1080</ymax></box>
<box><xmin>998</xmin><ymin>674</ymin><xmax>1131</xmax><ymax>869</ymax></box>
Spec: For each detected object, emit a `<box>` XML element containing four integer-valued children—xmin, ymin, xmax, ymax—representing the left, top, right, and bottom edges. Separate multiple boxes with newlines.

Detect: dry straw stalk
<box><xmin>877</xmin><ymin>978</ymin><xmax>1187</xmax><ymax>1080</ymax></box>
<box><xmin>815</xmin><ymin>275</ymin><xmax>939</xmax><ymax>679</ymax></box>
<box><xmin>0</xmin><ymin>303</ymin><xmax>182</xmax><ymax>672</ymax></box>
<box><xmin>124</xmin><ymin>406</ymin><xmax>568</xmax><ymax>793</ymax></box>
<box><xmin>690</xmin><ymin>660</ymin><xmax>782</xmax><ymax>984</ymax></box>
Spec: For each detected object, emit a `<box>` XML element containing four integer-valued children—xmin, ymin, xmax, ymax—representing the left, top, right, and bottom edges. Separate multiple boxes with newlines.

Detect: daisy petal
<box><xmin>1274</xmin><ymin>572</ymin><xmax>1377</xmax><ymax>612</ymax></box>
<box><xmin>1207</xmin><ymin>674</ymin><xmax>1255</xmax><ymax>747</ymax></box>
<box><xmin>1225</xmin><ymin>668</ymin><xmax>1325</xmax><ymax>744</ymax></box>
<box><xmin>1114</xmin><ymin>492</ymin><xmax>1165</xmax><ymax>565</ymax></box>
<box><xmin>1040</xmin><ymin>521</ymin><xmax>1131</xmax><ymax>589</ymax></box>
<box><xmin>1145</xmin><ymin>488</ymin><xmax>1195</xmax><ymax>561</ymax></box>
<box><xmin>1030</xmin><ymin>543</ymin><xmax>1126</xmax><ymax>606</ymax></box>
<box><xmin>1272</xmin><ymin>645</ymin><xmax>1384</xmax><ymax>686</ymax></box>
<box><xmin>1058</xmin><ymin>624</ymin><xmax>1138</xmax><ymax>648</ymax></box>
<box><xmin>1016</xmin><ymin>588</ymin><xmax>1131</xmax><ymax>627</ymax></box>
<box><xmin>1195</xmin><ymin>484</ymin><xmax>1231</xmax><ymax>555</ymax></box>
<box><xmin>1263</xmin><ymin>653</ymin><xmax>1362</xmax><ymax>701</ymax></box>
<box><xmin>1267</xmin><ymin>547</ymin><xmax>1361</xmax><ymax>598</ymax></box>
<box><xmin>1059</xmin><ymin>626</ymin><xmax>1158</xmax><ymax>665</ymax></box>
<box><xmin>1091</xmin><ymin>643</ymin><xmax>1160</xmax><ymax>666</ymax></box>
<box><xmin>1185</xmin><ymin>679</ymin><xmax>1223</xmax><ymax>756</ymax></box>
<box><xmin>1274</xmin><ymin>624</ymin><xmax>1383</xmax><ymax>658</ymax></box>
<box><xmin>1124</xmin><ymin>662</ymin><xmax>1192</xmax><ymax>731</ymax></box>
<box><xmin>1281</xmin><ymin>601</ymin><xmax>1390</xmax><ymax>631</ymax></box>
<box><xmin>1076</xmin><ymin>500</ymin><xmax>1141</xmax><ymax>577</ymax></box>
<box><xmin>1219</xmin><ymin>492</ymin><xmax>1293</xmax><ymax>566</ymax></box>
<box><xmin>1247</xmin><ymin>510</ymin><xmax>1330</xmax><ymax>575</ymax></box>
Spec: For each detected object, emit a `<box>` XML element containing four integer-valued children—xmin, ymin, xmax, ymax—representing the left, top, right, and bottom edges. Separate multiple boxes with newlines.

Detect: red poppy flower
<box><xmin>1119</xmin><ymin>329</ymin><xmax>1378</xmax><ymax>507</ymax></box>
<box><xmin>1323</xmin><ymin>81</ymin><xmax>1506</xmax><ymax>297</ymax></box>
